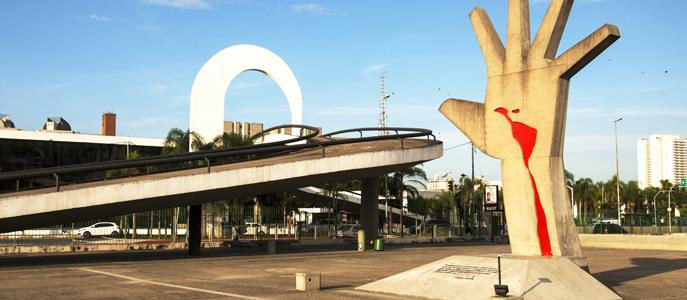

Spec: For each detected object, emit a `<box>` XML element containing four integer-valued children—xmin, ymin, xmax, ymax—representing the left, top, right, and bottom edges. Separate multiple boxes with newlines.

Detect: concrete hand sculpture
<box><xmin>440</xmin><ymin>0</ymin><xmax>619</xmax><ymax>257</ymax></box>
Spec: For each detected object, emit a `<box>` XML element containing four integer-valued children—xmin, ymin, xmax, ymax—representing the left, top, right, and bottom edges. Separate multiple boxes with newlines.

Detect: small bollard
<box><xmin>493</xmin><ymin>255</ymin><xmax>509</xmax><ymax>297</ymax></box>
<box><xmin>267</xmin><ymin>240</ymin><xmax>276</xmax><ymax>254</ymax></box>
<box><xmin>357</xmin><ymin>229</ymin><xmax>366</xmax><ymax>252</ymax></box>
<box><xmin>296</xmin><ymin>272</ymin><xmax>321</xmax><ymax>291</ymax></box>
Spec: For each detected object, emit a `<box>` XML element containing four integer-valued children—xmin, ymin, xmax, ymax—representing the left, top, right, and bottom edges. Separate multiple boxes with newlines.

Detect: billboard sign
<box><xmin>485</xmin><ymin>185</ymin><xmax>499</xmax><ymax>209</ymax></box>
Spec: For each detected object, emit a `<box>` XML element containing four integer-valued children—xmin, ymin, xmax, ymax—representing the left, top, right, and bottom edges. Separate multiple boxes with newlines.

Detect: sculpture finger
<box><xmin>439</xmin><ymin>98</ymin><xmax>487</xmax><ymax>153</ymax></box>
<box><xmin>530</xmin><ymin>0</ymin><xmax>573</xmax><ymax>62</ymax></box>
<box><xmin>505</xmin><ymin>0</ymin><xmax>531</xmax><ymax>72</ymax></box>
<box><xmin>470</xmin><ymin>8</ymin><xmax>505</xmax><ymax>76</ymax></box>
<box><xmin>557</xmin><ymin>24</ymin><xmax>620</xmax><ymax>79</ymax></box>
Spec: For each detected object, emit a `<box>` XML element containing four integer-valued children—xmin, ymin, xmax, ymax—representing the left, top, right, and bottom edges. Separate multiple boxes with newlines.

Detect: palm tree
<box><xmin>408</xmin><ymin>196</ymin><xmax>430</xmax><ymax>216</ymax></box>
<box><xmin>564</xmin><ymin>169</ymin><xmax>575</xmax><ymax>186</ymax></box>
<box><xmin>162</xmin><ymin>128</ymin><xmax>207</xmax><ymax>155</ymax></box>
<box><xmin>453</xmin><ymin>175</ymin><xmax>487</xmax><ymax>234</ymax></box>
<box><xmin>573</xmin><ymin>178</ymin><xmax>594</xmax><ymax>225</ymax></box>
<box><xmin>160</xmin><ymin>128</ymin><xmax>208</xmax><ymax>241</ymax></box>
<box><xmin>212</xmin><ymin>132</ymin><xmax>254</xmax><ymax>149</ymax></box>
<box><xmin>623</xmin><ymin>181</ymin><xmax>642</xmax><ymax>216</ymax></box>
<box><xmin>386</xmin><ymin>166</ymin><xmax>428</xmax><ymax>206</ymax></box>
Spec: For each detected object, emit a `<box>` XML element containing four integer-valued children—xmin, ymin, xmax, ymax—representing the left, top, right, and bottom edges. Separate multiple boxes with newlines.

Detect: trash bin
<box><xmin>373</xmin><ymin>238</ymin><xmax>384</xmax><ymax>251</ymax></box>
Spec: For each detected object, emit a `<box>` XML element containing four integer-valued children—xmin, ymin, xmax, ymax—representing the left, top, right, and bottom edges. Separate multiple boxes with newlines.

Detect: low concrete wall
<box><xmin>577</xmin><ymin>226</ymin><xmax>686</xmax><ymax>235</ymax></box>
<box><xmin>0</xmin><ymin>241</ymin><xmax>222</xmax><ymax>255</ymax></box>
<box><xmin>579</xmin><ymin>233</ymin><xmax>687</xmax><ymax>251</ymax></box>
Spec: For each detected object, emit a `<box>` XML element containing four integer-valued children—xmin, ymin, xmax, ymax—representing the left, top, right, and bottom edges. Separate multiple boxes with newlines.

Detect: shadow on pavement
<box><xmin>320</xmin><ymin>284</ymin><xmax>356</xmax><ymax>291</ymax></box>
<box><xmin>593</xmin><ymin>257</ymin><xmax>687</xmax><ymax>287</ymax></box>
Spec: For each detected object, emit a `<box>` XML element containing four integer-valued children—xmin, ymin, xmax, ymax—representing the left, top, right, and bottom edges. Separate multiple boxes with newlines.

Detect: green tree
<box><xmin>408</xmin><ymin>196</ymin><xmax>430</xmax><ymax>216</ymax></box>
<box><xmin>428</xmin><ymin>191</ymin><xmax>454</xmax><ymax>220</ymax></box>
<box><xmin>106</xmin><ymin>151</ymin><xmax>143</xmax><ymax>178</ymax></box>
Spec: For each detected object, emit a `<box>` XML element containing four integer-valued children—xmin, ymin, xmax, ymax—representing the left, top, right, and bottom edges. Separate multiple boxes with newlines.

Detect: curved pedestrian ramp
<box><xmin>0</xmin><ymin>127</ymin><xmax>442</xmax><ymax>233</ymax></box>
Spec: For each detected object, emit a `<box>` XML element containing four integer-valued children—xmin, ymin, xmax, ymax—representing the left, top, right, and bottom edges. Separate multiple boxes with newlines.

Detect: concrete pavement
<box><xmin>0</xmin><ymin>243</ymin><xmax>685</xmax><ymax>299</ymax></box>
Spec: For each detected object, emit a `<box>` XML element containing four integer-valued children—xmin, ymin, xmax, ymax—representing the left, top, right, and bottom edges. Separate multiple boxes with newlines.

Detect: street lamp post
<box><xmin>460</xmin><ymin>173</ymin><xmax>467</xmax><ymax>236</ymax></box>
<box><xmin>471</xmin><ymin>143</ymin><xmax>479</xmax><ymax>239</ymax></box>
<box><xmin>384</xmin><ymin>176</ymin><xmax>389</xmax><ymax>236</ymax></box>
<box><xmin>668</xmin><ymin>183</ymin><xmax>676</xmax><ymax>234</ymax></box>
<box><xmin>610</xmin><ymin>117</ymin><xmax>623</xmax><ymax>225</ymax></box>
<box><xmin>566</xmin><ymin>184</ymin><xmax>575</xmax><ymax>221</ymax></box>
<box><xmin>653</xmin><ymin>190</ymin><xmax>663</xmax><ymax>227</ymax></box>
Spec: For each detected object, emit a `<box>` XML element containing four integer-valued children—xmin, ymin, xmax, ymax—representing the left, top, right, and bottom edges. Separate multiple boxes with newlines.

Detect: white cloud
<box><xmin>362</xmin><ymin>64</ymin><xmax>386</xmax><ymax>75</ymax></box>
<box><xmin>569</xmin><ymin>107</ymin><xmax>687</xmax><ymax>118</ymax></box>
<box><xmin>89</xmin><ymin>14</ymin><xmax>111</xmax><ymax>22</ymax></box>
<box><xmin>290</xmin><ymin>3</ymin><xmax>332</xmax><ymax>15</ymax></box>
<box><xmin>141</xmin><ymin>0</ymin><xmax>209</xmax><ymax>9</ymax></box>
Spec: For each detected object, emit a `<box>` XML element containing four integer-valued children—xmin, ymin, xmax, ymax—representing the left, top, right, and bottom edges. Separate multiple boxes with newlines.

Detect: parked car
<box><xmin>336</xmin><ymin>224</ymin><xmax>360</xmax><ymax>238</ymax></box>
<box><xmin>77</xmin><ymin>222</ymin><xmax>121</xmax><ymax>238</ymax></box>
<box><xmin>592</xmin><ymin>222</ymin><xmax>628</xmax><ymax>234</ymax></box>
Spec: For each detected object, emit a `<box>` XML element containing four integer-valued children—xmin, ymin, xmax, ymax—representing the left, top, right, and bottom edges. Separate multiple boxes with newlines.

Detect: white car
<box><xmin>77</xmin><ymin>222</ymin><xmax>120</xmax><ymax>238</ymax></box>
<box><xmin>337</xmin><ymin>224</ymin><xmax>360</xmax><ymax>238</ymax></box>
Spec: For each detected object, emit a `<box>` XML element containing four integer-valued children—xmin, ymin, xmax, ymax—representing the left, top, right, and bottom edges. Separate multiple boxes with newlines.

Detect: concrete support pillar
<box><xmin>361</xmin><ymin>176</ymin><xmax>380</xmax><ymax>244</ymax></box>
<box><xmin>188</xmin><ymin>204</ymin><xmax>202</xmax><ymax>255</ymax></box>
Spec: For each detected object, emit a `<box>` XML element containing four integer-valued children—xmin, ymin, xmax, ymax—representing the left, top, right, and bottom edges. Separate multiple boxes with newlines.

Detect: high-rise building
<box><xmin>637</xmin><ymin>135</ymin><xmax>687</xmax><ymax>189</ymax></box>
<box><xmin>223</xmin><ymin>121</ymin><xmax>263</xmax><ymax>137</ymax></box>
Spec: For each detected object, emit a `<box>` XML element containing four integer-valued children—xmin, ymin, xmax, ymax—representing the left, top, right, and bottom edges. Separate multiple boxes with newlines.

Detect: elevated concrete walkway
<box><xmin>0</xmin><ymin>139</ymin><xmax>441</xmax><ymax>233</ymax></box>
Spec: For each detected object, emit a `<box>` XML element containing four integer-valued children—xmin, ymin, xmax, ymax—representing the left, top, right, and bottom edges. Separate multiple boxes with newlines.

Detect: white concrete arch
<box><xmin>189</xmin><ymin>44</ymin><xmax>303</xmax><ymax>143</ymax></box>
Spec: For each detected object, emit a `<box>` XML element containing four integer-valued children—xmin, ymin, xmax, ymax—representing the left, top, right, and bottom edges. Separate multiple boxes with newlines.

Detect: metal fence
<box><xmin>1</xmin><ymin>203</ymin><xmax>496</xmax><ymax>248</ymax></box>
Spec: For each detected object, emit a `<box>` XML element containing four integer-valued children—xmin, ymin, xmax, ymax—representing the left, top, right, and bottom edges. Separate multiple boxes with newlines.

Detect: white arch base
<box><xmin>189</xmin><ymin>44</ymin><xmax>303</xmax><ymax>143</ymax></box>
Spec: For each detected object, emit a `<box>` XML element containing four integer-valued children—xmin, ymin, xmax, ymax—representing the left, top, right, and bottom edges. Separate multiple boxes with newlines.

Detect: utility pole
<box><xmin>378</xmin><ymin>72</ymin><xmax>390</xmax><ymax>135</ymax></box>
<box><xmin>610</xmin><ymin>117</ymin><xmax>623</xmax><ymax>226</ymax></box>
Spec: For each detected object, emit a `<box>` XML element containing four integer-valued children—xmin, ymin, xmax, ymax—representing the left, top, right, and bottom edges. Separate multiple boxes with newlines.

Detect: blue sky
<box><xmin>1</xmin><ymin>0</ymin><xmax>686</xmax><ymax>182</ymax></box>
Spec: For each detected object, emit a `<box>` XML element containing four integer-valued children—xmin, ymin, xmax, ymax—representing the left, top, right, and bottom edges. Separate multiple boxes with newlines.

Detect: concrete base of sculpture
<box><xmin>357</xmin><ymin>255</ymin><xmax>619</xmax><ymax>300</ymax></box>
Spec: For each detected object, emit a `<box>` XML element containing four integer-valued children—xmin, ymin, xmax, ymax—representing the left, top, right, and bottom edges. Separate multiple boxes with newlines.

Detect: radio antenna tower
<box><xmin>378</xmin><ymin>72</ymin><xmax>391</xmax><ymax>136</ymax></box>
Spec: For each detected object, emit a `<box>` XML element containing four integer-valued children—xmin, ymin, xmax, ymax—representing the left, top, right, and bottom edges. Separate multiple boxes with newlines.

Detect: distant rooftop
<box><xmin>0</xmin><ymin>129</ymin><xmax>164</xmax><ymax>147</ymax></box>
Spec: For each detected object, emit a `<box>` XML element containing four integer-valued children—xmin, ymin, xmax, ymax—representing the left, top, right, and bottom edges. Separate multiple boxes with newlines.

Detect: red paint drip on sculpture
<box><xmin>495</xmin><ymin>107</ymin><xmax>553</xmax><ymax>256</ymax></box>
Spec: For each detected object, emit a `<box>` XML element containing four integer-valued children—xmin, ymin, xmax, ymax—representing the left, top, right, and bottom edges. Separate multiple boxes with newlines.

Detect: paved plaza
<box><xmin>0</xmin><ymin>242</ymin><xmax>685</xmax><ymax>299</ymax></box>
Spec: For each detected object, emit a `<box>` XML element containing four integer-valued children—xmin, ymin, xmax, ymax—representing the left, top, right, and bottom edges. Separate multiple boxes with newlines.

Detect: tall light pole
<box><xmin>566</xmin><ymin>184</ymin><xmax>575</xmax><ymax>220</ymax></box>
<box><xmin>668</xmin><ymin>183</ymin><xmax>677</xmax><ymax>234</ymax></box>
<box><xmin>653</xmin><ymin>190</ymin><xmax>663</xmax><ymax>227</ymax></box>
<box><xmin>610</xmin><ymin>117</ymin><xmax>623</xmax><ymax>225</ymax></box>
<box><xmin>471</xmin><ymin>143</ymin><xmax>478</xmax><ymax>238</ymax></box>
